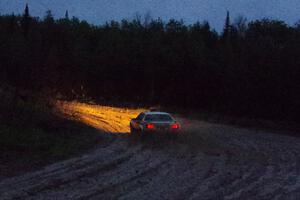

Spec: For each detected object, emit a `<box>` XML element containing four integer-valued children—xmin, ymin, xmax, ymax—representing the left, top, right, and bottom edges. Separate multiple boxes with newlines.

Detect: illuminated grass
<box><xmin>56</xmin><ymin>101</ymin><xmax>146</xmax><ymax>134</ymax></box>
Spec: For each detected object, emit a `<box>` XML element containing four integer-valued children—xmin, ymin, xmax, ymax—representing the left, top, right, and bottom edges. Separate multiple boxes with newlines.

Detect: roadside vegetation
<box><xmin>0</xmin><ymin>85</ymin><xmax>102</xmax><ymax>178</ymax></box>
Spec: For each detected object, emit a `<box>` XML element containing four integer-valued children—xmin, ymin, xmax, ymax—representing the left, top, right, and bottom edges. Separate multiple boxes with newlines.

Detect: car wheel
<box><xmin>130</xmin><ymin>125</ymin><xmax>136</xmax><ymax>135</ymax></box>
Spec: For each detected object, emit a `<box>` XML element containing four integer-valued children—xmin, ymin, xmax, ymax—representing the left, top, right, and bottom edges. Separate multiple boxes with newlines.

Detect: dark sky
<box><xmin>1</xmin><ymin>0</ymin><xmax>300</xmax><ymax>31</ymax></box>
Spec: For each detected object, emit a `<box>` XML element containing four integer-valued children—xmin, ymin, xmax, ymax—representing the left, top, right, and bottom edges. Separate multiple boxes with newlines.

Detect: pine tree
<box><xmin>44</xmin><ymin>10</ymin><xmax>54</xmax><ymax>23</ymax></box>
<box><xmin>24</xmin><ymin>3</ymin><xmax>29</xmax><ymax>18</ymax></box>
<box><xmin>21</xmin><ymin>3</ymin><xmax>30</xmax><ymax>37</ymax></box>
<box><xmin>222</xmin><ymin>11</ymin><xmax>231</xmax><ymax>40</ymax></box>
<box><xmin>65</xmin><ymin>10</ymin><xmax>69</xmax><ymax>20</ymax></box>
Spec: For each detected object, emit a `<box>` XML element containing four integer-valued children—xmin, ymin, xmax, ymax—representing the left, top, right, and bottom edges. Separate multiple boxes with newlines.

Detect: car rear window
<box><xmin>144</xmin><ymin>114</ymin><xmax>173</xmax><ymax>122</ymax></box>
<box><xmin>136</xmin><ymin>113</ymin><xmax>145</xmax><ymax>121</ymax></box>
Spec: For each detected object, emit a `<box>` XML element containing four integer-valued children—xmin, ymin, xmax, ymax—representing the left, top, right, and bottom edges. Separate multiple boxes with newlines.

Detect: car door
<box><xmin>132</xmin><ymin>113</ymin><xmax>145</xmax><ymax>129</ymax></box>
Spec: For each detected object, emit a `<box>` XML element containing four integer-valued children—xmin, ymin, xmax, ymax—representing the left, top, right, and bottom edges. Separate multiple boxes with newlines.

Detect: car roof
<box><xmin>143</xmin><ymin>111</ymin><xmax>171</xmax><ymax>115</ymax></box>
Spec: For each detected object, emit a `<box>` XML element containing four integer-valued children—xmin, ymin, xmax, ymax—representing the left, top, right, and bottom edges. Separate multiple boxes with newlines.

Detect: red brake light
<box><xmin>146</xmin><ymin>124</ymin><xmax>154</xmax><ymax>129</ymax></box>
<box><xmin>171</xmin><ymin>123</ymin><xmax>179</xmax><ymax>129</ymax></box>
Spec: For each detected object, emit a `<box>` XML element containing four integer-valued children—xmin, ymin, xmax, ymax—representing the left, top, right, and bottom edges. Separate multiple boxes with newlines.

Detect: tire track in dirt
<box><xmin>0</xmin><ymin>138</ymin><xmax>143</xmax><ymax>199</ymax></box>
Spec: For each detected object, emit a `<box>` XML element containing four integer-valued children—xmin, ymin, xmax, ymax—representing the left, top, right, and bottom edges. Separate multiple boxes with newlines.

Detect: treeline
<box><xmin>0</xmin><ymin>5</ymin><xmax>300</xmax><ymax>121</ymax></box>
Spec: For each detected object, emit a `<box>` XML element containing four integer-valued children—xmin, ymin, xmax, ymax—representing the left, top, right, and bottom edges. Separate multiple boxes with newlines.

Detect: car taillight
<box><xmin>171</xmin><ymin>123</ymin><xmax>179</xmax><ymax>129</ymax></box>
<box><xmin>146</xmin><ymin>124</ymin><xmax>154</xmax><ymax>129</ymax></box>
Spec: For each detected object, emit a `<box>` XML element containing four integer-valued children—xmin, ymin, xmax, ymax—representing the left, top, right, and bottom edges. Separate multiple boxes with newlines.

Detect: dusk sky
<box><xmin>1</xmin><ymin>0</ymin><xmax>300</xmax><ymax>31</ymax></box>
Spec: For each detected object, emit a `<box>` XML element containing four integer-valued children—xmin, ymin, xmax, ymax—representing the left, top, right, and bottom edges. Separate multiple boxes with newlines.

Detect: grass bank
<box><xmin>0</xmin><ymin>86</ymin><xmax>103</xmax><ymax>179</ymax></box>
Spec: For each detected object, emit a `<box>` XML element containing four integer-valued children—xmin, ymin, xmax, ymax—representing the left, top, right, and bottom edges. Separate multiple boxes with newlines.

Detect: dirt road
<box><xmin>1</xmin><ymin>102</ymin><xmax>300</xmax><ymax>200</ymax></box>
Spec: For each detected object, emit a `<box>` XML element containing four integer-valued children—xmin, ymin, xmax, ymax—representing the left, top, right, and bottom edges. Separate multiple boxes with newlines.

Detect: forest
<box><xmin>0</xmin><ymin>5</ymin><xmax>300</xmax><ymax>122</ymax></box>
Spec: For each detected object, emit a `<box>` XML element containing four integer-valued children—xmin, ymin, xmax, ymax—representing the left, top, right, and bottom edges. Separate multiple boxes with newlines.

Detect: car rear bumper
<box><xmin>143</xmin><ymin>129</ymin><xmax>180</xmax><ymax>134</ymax></box>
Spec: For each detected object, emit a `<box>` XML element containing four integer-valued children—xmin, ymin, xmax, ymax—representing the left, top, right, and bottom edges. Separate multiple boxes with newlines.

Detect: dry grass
<box><xmin>56</xmin><ymin>101</ymin><xmax>146</xmax><ymax>134</ymax></box>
